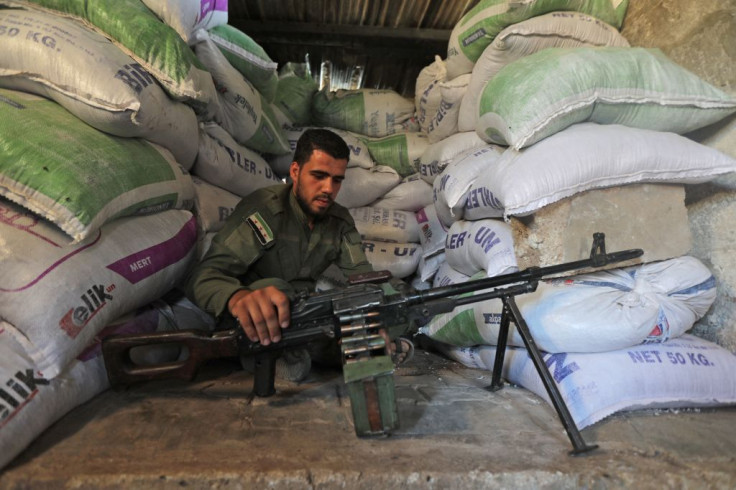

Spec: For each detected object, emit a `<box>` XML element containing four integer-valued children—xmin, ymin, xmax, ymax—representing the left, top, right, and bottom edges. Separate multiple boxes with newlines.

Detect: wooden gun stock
<box><xmin>102</xmin><ymin>329</ymin><xmax>239</xmax><ymax>387</ymax></box>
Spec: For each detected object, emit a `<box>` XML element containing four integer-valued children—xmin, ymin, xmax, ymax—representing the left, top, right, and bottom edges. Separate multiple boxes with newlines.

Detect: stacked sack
<box><xmin>0</xmin><ymin>0</ymin><xmax>286</xmax><ymax>469</ymax></box>
<box><xmin>2</xmin><ymin>0</ymin><xmax>736</xmax><ymax>467</ymax></box>
<box><xmin>267</xmin><ymin>79</ymin><xmax>436</xmax><ymax>280</ymax></box>
<box><xmin>412</xmin><ymin>0</ymin><xmax>736</xmax><ymax>426</ymax></box>
<box><xmin>309</xmin><ymin>88</ymin><xmax>430</xmax><ymax>279</ymax></box>
<box><xmin>187</xmin><ymin>17</ymin><xmax>294</xmax><ymax>256</ymax></box>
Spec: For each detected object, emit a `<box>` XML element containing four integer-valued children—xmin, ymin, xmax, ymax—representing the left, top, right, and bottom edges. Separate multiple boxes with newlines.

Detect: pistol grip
<box><xmin>252</xmin><ymin>351</ymin><xmax>278</xmax><ymax>397</ymax></box>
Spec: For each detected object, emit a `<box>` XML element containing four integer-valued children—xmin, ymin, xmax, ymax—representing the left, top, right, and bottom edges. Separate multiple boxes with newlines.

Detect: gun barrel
<box><xmin>412</xmin><ymin>235</ymin><xmax>643</xmax><ymax>305</ymax></box>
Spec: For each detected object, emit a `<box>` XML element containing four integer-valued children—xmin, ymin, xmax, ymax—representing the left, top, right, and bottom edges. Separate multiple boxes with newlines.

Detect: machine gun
<box><xmin>102</xmin><ymin>233</ymin><xmax>642</xmax><ymax>454</ymax></box>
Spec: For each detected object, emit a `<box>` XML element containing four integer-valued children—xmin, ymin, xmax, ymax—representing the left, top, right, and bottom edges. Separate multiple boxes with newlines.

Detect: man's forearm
<box><xmin>185</xmin><ymin>269</ymin><xmax>247</xmax><ymax>319</ymax></box>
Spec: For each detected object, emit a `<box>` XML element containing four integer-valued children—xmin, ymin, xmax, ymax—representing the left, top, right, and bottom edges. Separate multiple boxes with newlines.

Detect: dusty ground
<box><xmin>2</xmin><ymin>347</ymin><xmax>735</xmax><ymax>489</ymax></box>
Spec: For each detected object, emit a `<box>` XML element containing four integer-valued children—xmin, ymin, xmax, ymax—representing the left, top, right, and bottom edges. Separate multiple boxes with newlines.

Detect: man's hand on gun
<box><xmin>228</xmin><ymin>287</ymin><xmax>290</xmax><ymax>346</ymax></box>
<box><xmin>227</xmin><ymin>286</ymin><xmax>401</xmax><ymax>357</ymax></box>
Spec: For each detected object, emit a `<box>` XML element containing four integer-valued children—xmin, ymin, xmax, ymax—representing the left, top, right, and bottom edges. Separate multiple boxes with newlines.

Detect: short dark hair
<box><xmin>293</xmin><ymin>128</ymin><xmax>350</xmax><ymax>166</ymax></box>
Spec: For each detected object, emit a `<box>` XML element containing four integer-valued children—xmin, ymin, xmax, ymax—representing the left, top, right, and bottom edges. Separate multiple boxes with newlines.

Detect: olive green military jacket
<box><xmin>186</xmin><ymin>183</ymin><xmax>372</xmax><ymax>319</ymax></box>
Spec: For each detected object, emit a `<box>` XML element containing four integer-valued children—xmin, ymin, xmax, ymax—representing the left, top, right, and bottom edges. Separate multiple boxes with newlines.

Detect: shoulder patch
<box><xmin>245</xmin><ymin>212</ymin><xmax>275</xmax><ymax>247</ymax></box>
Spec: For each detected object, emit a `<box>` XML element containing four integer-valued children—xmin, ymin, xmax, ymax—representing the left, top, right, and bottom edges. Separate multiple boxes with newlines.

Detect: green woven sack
<box><xmin>209</xmin><ymin>24</ymin><xmax>279</xmax><ymax>102</ymax></box>
<box><xmin>0</xmin><ymin>89</ymin><xmax>193</xmax><ymax>242</ymax></box>
<box><xmin>446</xmin><ymin>0</ymin><xmax>630</xmax><ymax>78</ymax></box>
<box><xmin>477</xmin><ymin>47</ymin><xmax>736</xmax><ymax>149</ymax></box>
<box><xmin>0</xmin><ymin>0</ymin><xmax>216</xmax><ymax>113</ymax></box>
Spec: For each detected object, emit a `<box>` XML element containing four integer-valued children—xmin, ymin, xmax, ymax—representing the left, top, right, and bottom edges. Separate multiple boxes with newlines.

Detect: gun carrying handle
<box><xmin>348</xmin><ymin>270</ymin><xmax>392</xmax><ymax>285</ymax></box>
<box><xmin>102</xmin><ymin>329</ymin><xmax>239</xmax><ymax>387</ymax></box>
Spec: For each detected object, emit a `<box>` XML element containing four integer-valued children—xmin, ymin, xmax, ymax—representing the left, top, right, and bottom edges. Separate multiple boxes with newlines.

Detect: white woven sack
<box><xmin>445</xmin><ymin>219</ymin><xmax>518</xmax><ymax>277</ymax></box>
<box><xmin>419</xmin><ymin>131</ymin><xmax>488</xmax><ymax>184</ymax></box>
<box><xmin>349</xmin><ymin>207</ymin><xmax>420</xmax><ymax>244</ymax></box>
<box><xmin>334</xmin><ymin>166</ymin><xmax>401</xmax><ymax>209</ymax></box>
<box><xmin>465</xmin><ymin>123</ymin><xmax>736</xmax><ymax>220</ymax></box>
<box><xmin>457</xmin><ymin>11</ymin><xmax>630</xmax><ymax>132</ymax></box>
<box><xmin>0</xmin><ymin>200</ymin><xmax>198</xmax><ymax>379</ymax></box>
<box><xmin>418</xmin><ymin>252</ymin><xmax>446</xmax><ymax>283</ymax></box>
<box><xmin>0</xmin><ymin>300</ymin><xmax>196</xmax><ymax>471</ymax></box>
<box><xmin>422</xmin><ymin>256</ymin><xmax>716</xmax><ymax>353</ymax></box>
<box><xmin>415</xmin><ymin>204</ymin><xmax>449</xmax><ymax>259</ymax></box>
<box><xmin>477</xmin><ymin>47</ymin><xmax>736</xmax><ymax>149</ymax></box>
<box><xmin>194</xmin><ymin>123</ymin><xmax>282</xmax><ymax>197</ymax></box>
<box><xmin>0</xmin><ymin>0</ymin><xmax>217</xmax><ymax>113</ymax></box>
<box><xmin>142</xmin><ymin>0</ymin><xmax>227</xmax><ymax>44</ymax></box>
<box><xmin>433</xmin><ymin>145</ymin><xmax>503</xmax><ymax>228</ymax></box>
<box><xmin>0</xmin><ymin>9</ymin><xmax>199</xmax><ymax>169</ymax></box>
<box><xmin>191</xmin><ymin>176</ymin><xmax>241</xmax><ymax>234</ymax></box>
<box><xmin>445</xmin><ymin>0</ymin><xmax>629</xmax><ymax>79</ymax></box>
<box><xmin>415</xmin><ymin>56</ymin><xmax>447</xmax><ymax>133</ymax></box>
<box><xmin>268</xmin><ymin>125</ymin><xmax>376</xmax><ymax>178</ymax></box>
<box><xmin>426</xmin><ymin>74</ymin><xmax>471</xmax><ymax>144</ymax></box>
<box><xmin>311</xmin><ymin>88</ymin><xmax>416</xmax><ymax>138</ymax></box>
<box><xmin>191</xmin><ymin>29</ymin><xmax>289</xmax><ymax>155</ymax></box>
<box><xmin>441</xmin><ymin>334</ymin><xmax>736</xmax><ymax>430</ymax></box>
<box><xmin>0</xmin><ymin>324</ymin><xmax>112</xmax><ymax>471</ymax></box>
<box><xmin>0</xmin><ymin>89</ymin><xmax>195</xmax><ymax>243</ymax></box>
<box><xmin>433</xmin><ymin>260</ymin><xmax>471</xmax><ymax>287</ymax></box>
<box><xmin>362</xmin><ymin>241</ymin><xmax>422</xmax><ymax>279</ymax></box>
<box><xmin>371</xmin><ymin>173</ymin><xmax>433</xmax><ymax>212</ymax></box>
<box><xmin>331</xmin><ymin>128</ymin><xmax>377</xmax><ymax>170</ymax></box>
<box><xmin>266</xmin><ymin>120</ymin><xmax>302</xmax><ymax>177</ymax></box>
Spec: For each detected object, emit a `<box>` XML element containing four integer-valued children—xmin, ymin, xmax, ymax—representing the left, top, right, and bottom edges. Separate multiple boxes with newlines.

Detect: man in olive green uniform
<box><xmin>186</xmin><ymin>128</ymin><xmax>372</xmax><ymax>355</ymax></box>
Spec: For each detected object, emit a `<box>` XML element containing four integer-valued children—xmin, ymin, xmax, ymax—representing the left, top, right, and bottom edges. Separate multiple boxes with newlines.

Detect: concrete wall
<box><xmin>622</xmin><ymin>1</ymin><xmax>736</xmax><ymax>350</ymax></box>
<box><xmin>621</xmin><ymin>0</ymin><xmax>736</xmax><ymax>159</ymax></box>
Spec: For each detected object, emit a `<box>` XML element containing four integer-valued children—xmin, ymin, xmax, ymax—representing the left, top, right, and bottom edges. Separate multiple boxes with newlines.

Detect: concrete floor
<box><xmin>2</xmin><ymin>346</ymin><xmax>736</xmax><ymax>489</ymax></box>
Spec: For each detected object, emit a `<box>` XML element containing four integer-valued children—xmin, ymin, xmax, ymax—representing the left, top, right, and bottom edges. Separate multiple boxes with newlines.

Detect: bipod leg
<box><xmin>504</xmin><ymin>296</ymin><xmax>598</xmax><ymax>455</ymax></box>
<box><xmin>488</xmin><ymin>299</ymin><xmax>513</xmax><ymax>392</ymax></box>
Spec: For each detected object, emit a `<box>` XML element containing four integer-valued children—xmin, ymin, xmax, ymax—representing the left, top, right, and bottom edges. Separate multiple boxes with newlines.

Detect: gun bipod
<box><xmin>489</xmin><ymin>294</ymin><xmax>599</xmax><ymax>455</ymax></box>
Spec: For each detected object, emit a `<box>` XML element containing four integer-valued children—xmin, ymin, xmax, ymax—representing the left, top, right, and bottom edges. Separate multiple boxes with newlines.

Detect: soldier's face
<box><xmin>290</xmin><ymin>149</ymin><xmax>348</xmax><ymax>221</ymax></box>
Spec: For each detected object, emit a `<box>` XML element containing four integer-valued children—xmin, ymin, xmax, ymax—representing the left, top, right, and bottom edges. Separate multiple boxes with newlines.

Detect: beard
<box><xmin>294</xmin><ymin>181</ymin><xmax>332</xmax><ymax>219</ymax></box>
